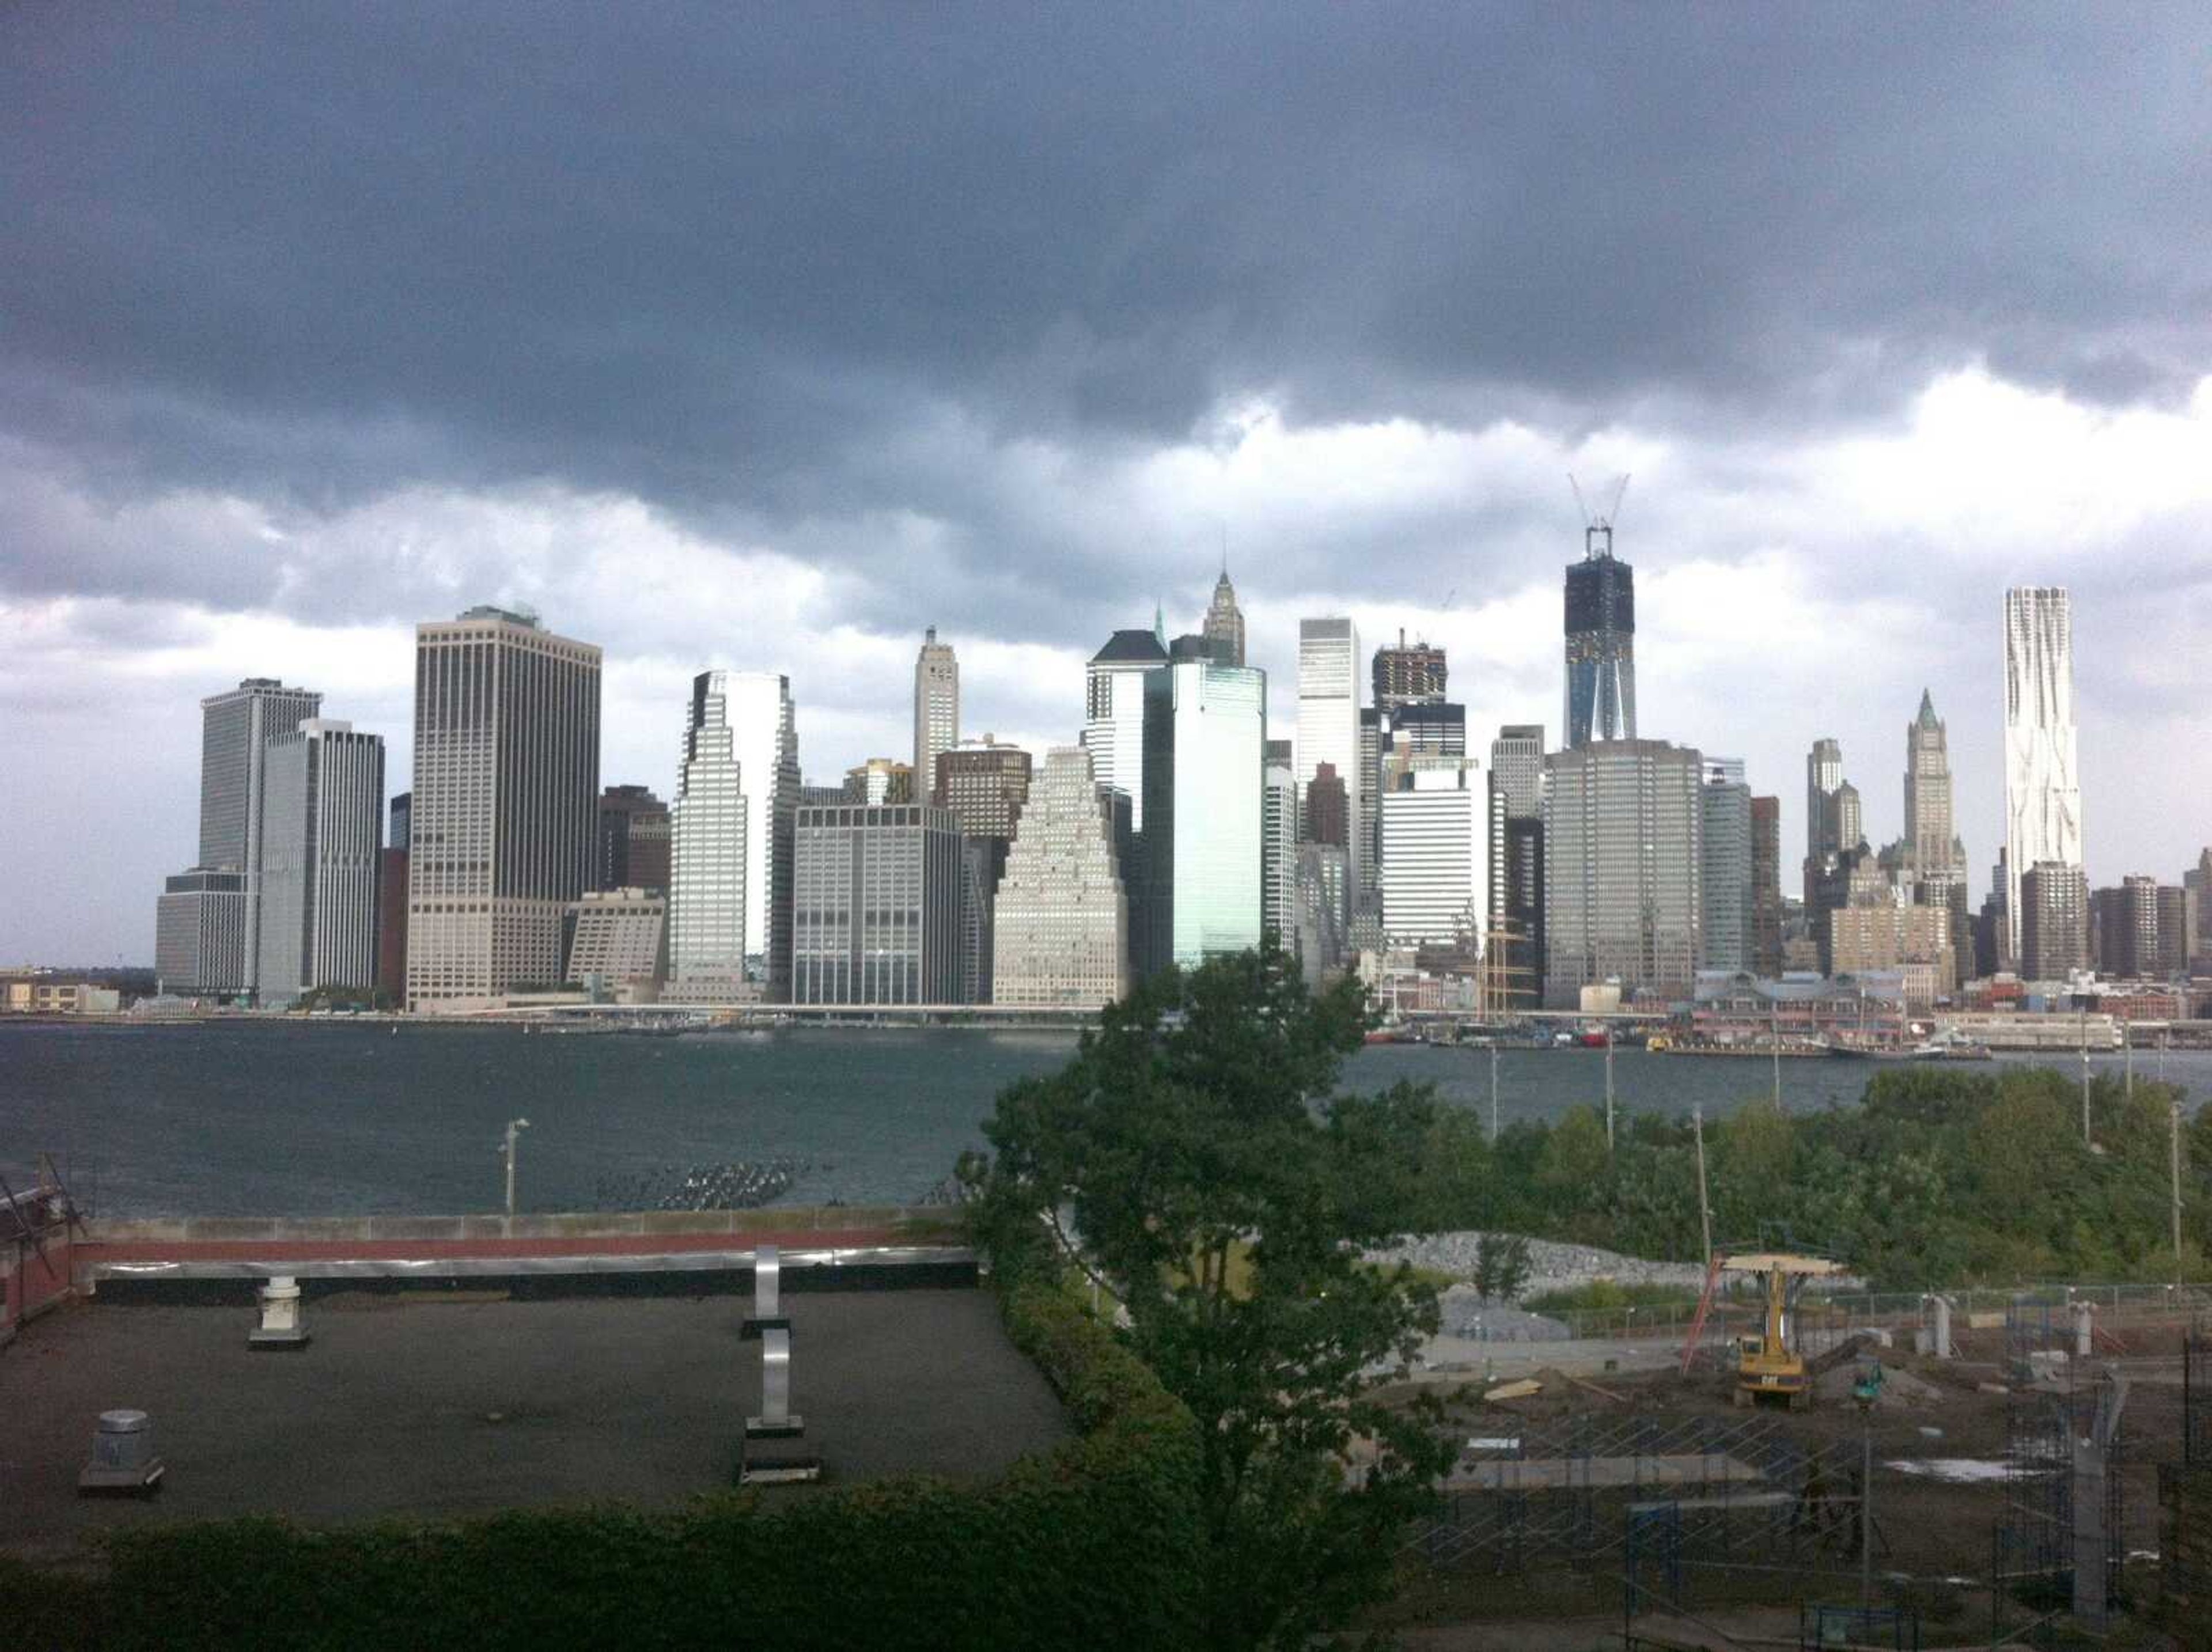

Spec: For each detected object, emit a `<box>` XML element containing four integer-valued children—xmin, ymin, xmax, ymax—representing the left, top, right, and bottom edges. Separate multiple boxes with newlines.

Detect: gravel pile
<box><xmin>1370</xmin><ymin>1233</ymin><xmax>1714</xmax><ymax>1296</ymax></box>
<box><xmin>1434</xmin><ymin>1287</ymin><xmax>1571</xmax><ymax>1342</ymax></box>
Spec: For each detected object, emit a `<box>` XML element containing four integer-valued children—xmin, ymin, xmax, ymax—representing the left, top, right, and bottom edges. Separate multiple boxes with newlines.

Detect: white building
<box><xmin>256</xmin><ymin>720</ymin><xmax>385</xmax><ymax>1006</ymax></box>
<box><xmin>1297</xmin><ymin>617</ymin><xmax>1363</xmax><ymax>888</ymax></box>
<box><xmin>565</xmin><ymin>888</ymin><xmax>667</xmax><ymax>991</ymax></box>
<box><xmin>406</xmin><ymin>606</ymin><xmax>601</xmax><ymax>1011</ymax></box>
<box><xmin>2003</xmin><ymin>587</ymin><xmax>2081</xmax><ymax>963</ymax></box>
<box><xmin>912</xmin><ymin>627</ymin><xmax>960</xmax><ymax>790</ymax></box>
<box><xmin>1262</xmin><ymin>741</ymin><xmax>1297</xmax><ymax>949</ymax></box>
<box><xmin>1380</xmin><ymin>757</ymin><xmax>1484</xmax><ymax>947</ymax></box>
<box><xmin>992</xmin><ymin>747</ymin><xmax>1131</xmax><ymax>1007</ymax></box>
<box><xmin>669</xmin><ymin>670</ymin><xmax>749</xmax><ymax>992</ymax></box>
<box><xmin>1083</xmin><ymin>626</ymin><xmax>1167</xmax><ymax>831</ymax></box>
<box><xmin>728</xmin><ymin>671</ymin><xmax>801</xmax><ymax>994</ymax></box>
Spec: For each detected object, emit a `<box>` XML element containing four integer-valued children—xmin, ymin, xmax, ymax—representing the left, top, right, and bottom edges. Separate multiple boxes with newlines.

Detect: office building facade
<box><xmin>669</xmin><ymin>672</ymin><xmax>749</xmax><ymax>992</ymax></box>
<box><xmin>1139</xmin><ymin>654</ymin><xmax>1267</xmax><ymax>973</ymax></box>
<box><xmin>791</xmin><ymin>804</ymin><xmax>964</xmax><ymax>1005</ymax></box>
<box><xmin>1750</xmin><ymin>795</ymin><xmax>1784</xmax><ymax>978</ymax></box>
<box><xmin>377</xmin><ymin>793</ymin><xmax>410</xmax><ymax>1005</ymax></box>
<box><xmin>1083</xmin><ymin>627</ymin><xmax>1168</xmax><ymax>831</ymax></box>
<box><xmin>2003</xmin><ymin>588</ymin><xmax>2082</xmax><ymax>963</ymax></box>
<box><xmin>2020</xmin><ymin>859</ymin><xmax>2089</xmax><ymax>982</ymax></box>
<box><xmin>1699</xmin><ymin>759</ymin><xmax>1753</xmax><ymax>974</ymax></box>
<box><xmin>933</xmin><ymin>737</ymin><xmax>1032</xmax><ymax>839</ymax></box>
<box><xmin>1293</xmin><ymin>843</ymin><xmax>1350</xmax><ymax>988</ymax></box>
<box><xmin>912</xmin><ymin>627</ymin><xmax>960</xmax><ymax>788</ymax></box>
<box><xmin>728</xmin><ymin>672</ymin><xmax>802</xmax><ymax>995</ymax></box>
<box><xmin>1380</xmin><ymin>757</ymin><xmax>1484</xmax><ymax>947</ymax></box>
<box><xmin>1262</xmin><ymin>742</ymin><xmax>1297</xmax><ymax>949</ymax></box>
<box><xmin>1201</xmin><ymin>566</ymin><xmax>1247</xmax><ymax>667</ymax></box>
<box><xmin>1296</xmin><ymin>617</ymin><xmax>1363</xmax><ymax>888</ymax></box>
<box><xmin>155</xmin><ymin>869</ymin><xmax>248</xmax><ymax>998</ymax></box>
<box><xmin>563</xmin><ymin>889</ymin><xmax>668</xmax><ymax>990</ymax></box>
<box><xmin>1486</xmin><ymin>724</ymin><xmax>1545</xmax><ymax>1005</ymax></box>
<box><xmin>194</xmin><ymin>676</ymin><xmax>324</xmax><ymax>996</ymax></box>
<box><xmin>597</xmin><ymin>784</ymin><xmax>671</xmax><ymax>893</ymax></box>
<box><xmin>406</xmin><ymin>607</ymin><xmax>601</xmax><ymax>1011</ymax></box>
<box><xmin>255</xmin><ymin>721</ymin><xmax>385</xmax><ymax>1006</ymax></box>
<box><xmin>993</xmin><ymin>747</ymin><xmax>1132</xmax><ymax>1007</ymax></box>
<box><xmin>1541</xmin><ymin>740</ymin><xmax>1703</xmax><ymax>1006</ymax></box>
<box><xmin>1373</xmin><ymin>630</ymin><xmax>1446</xmax><ymax>710</ymax></box>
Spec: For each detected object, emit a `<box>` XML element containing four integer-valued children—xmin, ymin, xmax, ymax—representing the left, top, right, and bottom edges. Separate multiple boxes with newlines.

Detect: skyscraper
<box><xmin>933</xmin><ymin>737</ymin><xmax>1032</xmax><ymax>838</ymax></box>
<box><xmin>1373</xmin><ymin>629</ymin><xmax>1447</xmax><ymax>710</ymax></box>
<box><xmin>2186</xmin><ymin>848</ymin><xmax>2212</xmax><ymax>972</ymax></box>
<box><xmin>1804</xmin><ymin>737</ymin><xmax>1846</xmax><ymax>911</ymax></box>
<box><xmin>1138</xmin><ymin>651</ymin><xmax>1267</xmax><ymax>974</ymax></box>
<box><xmin>1380</xmin><ymin>756</ymin><xmax>1484</xmax><ymax>946</ymax></box>
<box><xmin>377</xmin><ymin>793</ymin><xmax>410</xmax><ymax>1005</ymax></box>
<box><xmin>1699</xmin><ymin>758</ymin><xmax>1753</xmax><ymax>974</ymax></box>
<box><xmin>1541</xmin><ymin>739</ymin><xmax>1703</xmax><ymax>1006</ymax></box>
<box><xmin>406</xmin><ymin>607</ymin><xmax>600</xmax><ymax>1011</ymax></box>
<box><xmin>1903</xmin><ymin>690</ymin><xmax>1955</xmax><ymax>878</ymax></box>
<box><xmin>1262</xmin><ymin>741</ymin><xmax>1297</xmax><ymax>948</ymax></box>
<box><xmin>1305</xmin><ymin>763</ymin><xmax>1350</xmax><ymax>847</ymax></box>
<box><xmin>597</xmin><ymin>784</ymin><xmax>671</xmax><ymax>893</ymax></box>
<box><xmin>728</xmin><ymin>671</ymin><xmax>801</xmax><ymax>996</ymax></box>
<box><xmin>1750</xmin><ymin>795</ymin><xmax>1783</xmax><ymax>977</ymax></box>
<box><xmin>255</xmin><ymin>720</ymin><xmax>385</xmax><ymax>1007</ymax></box>
<box><xmin>791</xmin><ymin>803</ymin><xmax>964</xmax><ymax>1005</ymax></box>
<box><xmin>912</xmin><ymin>626</ymin><xmax>960</xmax><ymax>787</ymax></box>
<box><xmin>154</xmin><ymin>869</ymin><xmax>247</xmax><ymax>997</ymax></box>
<box><xmin>2020</xmin><ymin>859</ymin><xmax>2089</xmax><ymax>981</ymax></box>
<box><xmin>1296</xmin><ymin>617</ymin><xmax>1362</xmax><ymax>885</ymax></box>
<box><xmin>993</xmin><ymin>746</ymin><xmax>1132</xmax><ymax>1007</ymax></box>
<box><xmin>1486</xmin><ymin>725</ymin><xmax>1546</xmax><ymax>1010</ymax></box>
<box><xmin>669</xmin><ymin>672</ymin><xmax>749</xmax><ymax>993</ymax></box>
<box><xmin>1563</xmin><ymin>520</ymin><xmax>1635</xmax><ymax>747</ymax></box>
<box><xmin>1200</xmin><ymin>563</ymin><xmax>1246</xmax><ymax>668</ymax></box>
<box><xmin>192</xmin><ymin>676</ymin><xmax>323</xmax><ymax>996</ymax></box>
<box><xmin>843</xmin><ymin>757</ymin><xmax>915</xmax><ymax>805</ymax></box>
<box><xmin>2003</xmin><ymin>588</ymin><xmax>2082</xmax><ymax>964</ymax></box>
<box><xmin>1083</xmin><ymin>628</ymin><xmax>1168</xmax><ymax>831</ymax></box>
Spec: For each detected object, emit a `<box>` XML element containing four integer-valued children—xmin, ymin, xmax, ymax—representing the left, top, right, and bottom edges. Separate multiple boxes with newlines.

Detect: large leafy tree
<box><xmin>969</xmin><ymin>942</ymin><xmax>1452</xmax><ymax>1650</ymax></box>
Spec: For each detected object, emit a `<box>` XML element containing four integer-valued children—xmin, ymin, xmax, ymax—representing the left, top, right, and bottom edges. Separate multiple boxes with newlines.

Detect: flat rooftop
<box><xmin>0</xmin><ymin>1288</ymin><xmax>1069</xmax><ymax>1561</ymax></box>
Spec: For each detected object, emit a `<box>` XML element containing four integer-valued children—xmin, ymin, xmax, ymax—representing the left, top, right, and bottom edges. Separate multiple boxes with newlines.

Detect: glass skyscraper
<box><xmin>727</xmin><ymin>671</ymin><xmax>801</xmax><ymax>996</ymax></box>
<box><xmin>1297</xmin><ymin>616</ymin><xmax>1362</xmax><ymax>886</ymax></box>
<box><xmin>1139</xmin><ymin>652</ymin><xmax>1267</xmax><ymax>974</ymax></box>
<box><xmin>1563</xmin><ymin>531</ymin><xmax>1635</xmax><ymax>748</ymax></box>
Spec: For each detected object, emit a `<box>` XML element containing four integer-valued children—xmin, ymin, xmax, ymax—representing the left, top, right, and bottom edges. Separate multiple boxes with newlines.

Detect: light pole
<box><xmin>1488</xmin><ymin>1041</ymin><xmax>1501</xmax><ymax>1146</ymax></box>
<box><xmin>1604</xmin><ymin>1025</ymin><xmax>1616</xmax><ymax>1152</ymax></box>
<box><xmin>503</xmin><ymin>1117</ymin><xmax>531</xmax><ymax>1219</ymax></box>
<box><xmin>2079</xmin><ymin>1003</ymin><xmax>2092</xmax><ymax>1147</ymax></box>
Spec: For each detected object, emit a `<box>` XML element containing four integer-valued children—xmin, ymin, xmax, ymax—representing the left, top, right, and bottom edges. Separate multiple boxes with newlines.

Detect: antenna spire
<box><xmin>1569</xmin><ymin>472</ymin><xmax>1632</xmax><ymax>560</ymax></box>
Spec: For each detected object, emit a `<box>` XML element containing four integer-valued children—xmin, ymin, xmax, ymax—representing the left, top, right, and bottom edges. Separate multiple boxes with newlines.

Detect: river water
<box><xmin>2</xmin><ymin>1022</ymin><xmax>2205</xmax><ymax>1219</ymax></box>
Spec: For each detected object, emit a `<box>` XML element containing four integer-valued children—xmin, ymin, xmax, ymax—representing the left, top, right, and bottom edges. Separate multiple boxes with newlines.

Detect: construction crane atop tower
<box><xmin>1569</xmin><ymin>472</ymin><xmax>1631</xmax><ymax>561</ymax></box>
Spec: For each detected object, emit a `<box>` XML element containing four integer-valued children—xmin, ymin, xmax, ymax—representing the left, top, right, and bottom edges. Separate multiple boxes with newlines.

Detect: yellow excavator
<box><xmin>1681</xmin><ymin>1250</ymin><xmax>1847</xmax><ymax>1408</ymax></box>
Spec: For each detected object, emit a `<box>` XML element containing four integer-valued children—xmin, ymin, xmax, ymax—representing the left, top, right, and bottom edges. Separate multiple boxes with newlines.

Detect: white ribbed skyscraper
<box><xmin>727</xmin><ymin>672</ymin><xmax>800</xmax><ymax>994</ymax></box>
<box><xmin>2003</xmin><ymin>587</ymin><xmax>2081</xmax><ymax>961</ymax></box>
<box><xmin>669</xmin><ymin>670</ymin><xmax>748</xmax><ymax>988</ymax></box>
<box><xmin>913</xmin><ymin>627</ymin><xmax>959</xmax><ymax>791</ymax></box>
<box><xmin>255</xmin><ymin>719</ymin><xmax>384</xmax><ymax>1006</ymax></box>
<box><xmin>992</xmin><ymin>746</ymin><xmax>1131</xmax><ymax>1007</ymax></box>
<box><xmin>1296</xmin><ymin>617</ymin><xmax>1362</xmax><ymax>885</ymax></box>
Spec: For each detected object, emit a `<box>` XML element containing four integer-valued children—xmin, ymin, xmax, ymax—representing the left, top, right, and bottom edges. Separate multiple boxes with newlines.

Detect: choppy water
<box><xmin>1</xmin><ymin>1022</ymin><xmax>2204</xmax><ymax>1219</ymax></box>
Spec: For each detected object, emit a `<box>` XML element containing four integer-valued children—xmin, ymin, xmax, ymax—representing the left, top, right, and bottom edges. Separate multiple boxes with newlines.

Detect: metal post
<box><xmin>2124</xmin><ymin>1018</ymin><xmax>2133</xmax><ymax>1102</ymax></box>
<box><xmin>1771</xmin><ymin>995</ymin><xmax>1781</xmax><ymax>1111</ymax></box>
<box><xmin>1861</xmin><ymin>1412</ymin><xmax>1873</xmax><ymax>1609</ymax></box>
<box><xmin>1488</xmin><ymin>1041</ymin><xmax>1500</xmax><ymax>1146</ymax></box>
<box><xmin>2080</xmin><ymin>1005</ymin><xmax>2092</xmax><ymax>1147</ymax></box>
<box><xmin>2175</xmin><ymin>1095</ymin><xmax>2186</xmax><ymax>1275</ymax></box>
<box><xmin>1693</xmin><ymin>1104</ymin><xmax>1713</xmax><ymax>1271</ymax></box>
<box><xmin>1604</xmin><ymin>1028</ymin><xmax>1616</xmax><ymax>1151</ymax></box>
<box><xmin>503</xmin><ymin>1117</ymin><xmax>530</xmax><ymax>1219</ymax></box>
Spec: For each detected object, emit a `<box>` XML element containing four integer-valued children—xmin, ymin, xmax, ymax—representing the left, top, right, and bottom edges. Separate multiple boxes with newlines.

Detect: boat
<box><xmin>1911</xmin><ymin>1037</ymin><xmax>1995</xmax><ymax>1062</ymax></box>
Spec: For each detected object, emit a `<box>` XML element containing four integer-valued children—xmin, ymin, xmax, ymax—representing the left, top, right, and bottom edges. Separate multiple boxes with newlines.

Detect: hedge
<box><xmin>92</xmin><ymin>1232</ymin><xmax>1205</xmax><ymax>1651</ymax></box>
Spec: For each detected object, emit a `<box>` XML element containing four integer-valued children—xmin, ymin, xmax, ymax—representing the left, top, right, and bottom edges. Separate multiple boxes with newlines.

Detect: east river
<box><xmin>2</xmin><ymin>1021</ymin><xmax>2206</xmax><ymax>1219</ymax></box>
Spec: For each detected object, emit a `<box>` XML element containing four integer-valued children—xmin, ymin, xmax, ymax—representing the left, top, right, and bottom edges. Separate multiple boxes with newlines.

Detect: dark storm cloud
<box><xmin>6</xmin><ymin>3</ymin><xmax>2210</xmax><ymax>624</ymax></box>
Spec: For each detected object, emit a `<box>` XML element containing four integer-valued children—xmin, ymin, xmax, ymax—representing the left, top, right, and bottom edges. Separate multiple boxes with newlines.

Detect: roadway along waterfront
<box><xmin>3</xmin><ymin>1020</ymin><xmax>2206</xmax><ymax>1219</ymax></box>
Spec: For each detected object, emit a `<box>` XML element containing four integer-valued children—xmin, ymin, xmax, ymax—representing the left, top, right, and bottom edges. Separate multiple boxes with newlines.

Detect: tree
<box><xmin>968</xmin><ymin>941</ymin><xmax>1452</xmax><ymax>1651</ymax></box>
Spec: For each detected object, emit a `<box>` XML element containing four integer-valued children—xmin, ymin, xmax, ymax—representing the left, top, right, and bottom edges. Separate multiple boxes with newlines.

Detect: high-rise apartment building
<box><xmin>992</xmin><ymin>747</ymin><xmax>1132</xmax><ymax>1007</ymax></box>
<box><xmin>1750</xmin><ymin>795</ymin><xmax>1784</xmax><ymax>977</ymax></box>
<box><xmin>597</xmin><ymin>784</ymin><xmax>671</xmax><ymax>893</ymax></box>
<box><xmin>1083</xmin><ymin>627</ymin><xmax>1168</xmax><ymax>831</ymax></box>
<box><xmin>669</xmin><ymin>672</ymin><xmax>749</xmax><ymax>993</ymax></box>
<box><xmin>728</xmin><ymin>672</ymin><xmax>801</xmax><ymax>996</ymax></box>
<box><xmin>405</xmin><ymin>607</ymin><xmax>600</xmax><ymax>1011</ymax></box>
<box><xmin>155</xmin><ymin>869</ymin><xmax>248</xmax><ymax>997</ymax></box>
<box><xmin>2184</xmin><ymin>849</ymin><xmax>2212</xmax><ymax>971</ymax></box>
<box><xmin>1262</xmin><ymin>741</ymin><xmax>1297</xmax><ymax>949</ymax></box>
<box><xmin>255</xmin><ymin>721</ymin><xmax>385</xmax><ymax>1007</ymax></box>
<box><xmin>185</xmin><ymin>676</ymin><xmax>324</xmax><ymax>996</ymax></box>
<box><xmin>1827</xmin><ymin>904</ymin><xmax>1956</xmax><ymax>1010</ymax></box>
<box><xmin>1380</xmin><ymin>757</ymin><xmax>1484</xmax><ymax>946</ymax></box>
<box><xmin>2093</xmin><ymin>875</ymin><xmax>2185</xmax><ymax>980</ymax></box>
<box><xmin>1699</xmin><ymin>758</ymin><xmax>1753</xmax><ymax>973</ymax></box>
<box><xmin>2003</xmin><ymin>588</ymin><xmax>2081</xmax><ymax>963</ymax></box>
<box><xmin>1200</xmin><ymin>564</ymin><xmax>1246</xmax><ymax>668</ymax></box>
<box><xmin>912</xmin><ymin>626</ymin><xmax>960</xmax><ymax>787</ymax></box>
<box><xmin>1373</xmin><ymin>629</ymin><xmax>1446</xmax><ymax>710</ymax></box>
<box><xmin>2020</xmin><ymin>859</ymin><xmax>2089</xmax><ymax>981</ymax></box>
<box><xmin>1138</xmin><ymin>653</ymin><xmax>1267</xmax><ymax>975</ymax></box>
<box><xmin>1563</xmin><ymin>524</ymin><xmax>1635</xmax><ymax>747</ymax></box>
<box><xmin>1296</xmin><ymin>617</ymin><xmax>1362</xmax><ymax>887</ymax></box>
<box><xmin>1486</xmin><ymin>725</ymin><xmax>1545</xmax><ymax>1006</ymax></box>
<box><xmin>791</xmin><ymin>803</ymin><xmax>964</xmax><ymax>1005</ymax></box>
<box><xmin>2157</xmin><ymin>885</ymin><xmax>2190</xmax><ymax>980</ymax></box>
<box><xmin>1541</xmin><ymin>740</ymin><xmax>1703</xmax><ymax>1006</ymax></box>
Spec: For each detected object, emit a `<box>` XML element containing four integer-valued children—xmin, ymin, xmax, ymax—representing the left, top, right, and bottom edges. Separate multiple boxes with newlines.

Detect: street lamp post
<box><xmin>503</xmin><ymin>1117</ymin><xmax>531</xmax><ymax>1220</ymax></box>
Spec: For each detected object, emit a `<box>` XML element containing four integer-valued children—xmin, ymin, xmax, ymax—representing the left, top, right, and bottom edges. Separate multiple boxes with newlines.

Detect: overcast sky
<box><xmin>5</xmin><ymin>6</ymin><xmax>2210</xmax><ymax>963</ymax></box>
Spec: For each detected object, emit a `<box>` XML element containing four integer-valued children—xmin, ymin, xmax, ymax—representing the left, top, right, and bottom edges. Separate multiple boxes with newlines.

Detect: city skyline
<box><xmin>7</xmin><ymin>10</ymin><xmax>2212</xmax><ymax>961</ymax></box>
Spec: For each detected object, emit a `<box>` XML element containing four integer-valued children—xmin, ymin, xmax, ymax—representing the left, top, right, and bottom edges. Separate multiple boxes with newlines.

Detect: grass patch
<box><xmin>1521</xmin><ymin>1279</ymin><xmax>1702</xmax><ymax>1314</ymax></box>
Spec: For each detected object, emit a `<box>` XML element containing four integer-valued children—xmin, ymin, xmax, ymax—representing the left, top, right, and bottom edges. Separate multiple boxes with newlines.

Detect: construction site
<box><xmin>1373</xmin><ymin>1249</ymin><xmax>2212</xmax><ymax>1651</ymax></box>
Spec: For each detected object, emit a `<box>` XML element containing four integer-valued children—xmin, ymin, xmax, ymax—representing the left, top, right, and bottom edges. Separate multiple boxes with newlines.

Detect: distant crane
<box><xmin>1569</xmin><ymin>472</ymin><xmax>1631</xmax><ymax>560</ymax></box>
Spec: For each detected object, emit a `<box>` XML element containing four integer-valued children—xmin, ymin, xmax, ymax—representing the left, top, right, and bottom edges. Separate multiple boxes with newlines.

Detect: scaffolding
<box><xmin>1993</xmin><ymin>1294</ymin><xmax>2125</xmax><ymax>1626</ymax></box>
<box><xmin>2160</xmin><ymin>1332</ymin><xmax>2212</xmax><ymax>1617</ymax></box>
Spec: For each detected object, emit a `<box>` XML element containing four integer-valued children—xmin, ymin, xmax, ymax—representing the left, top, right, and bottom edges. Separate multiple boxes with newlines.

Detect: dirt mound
<box><xmin>1813</xmin><ymin>1361</ymin><xmax>1945</xmax><ymax>1409</ymax></box>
